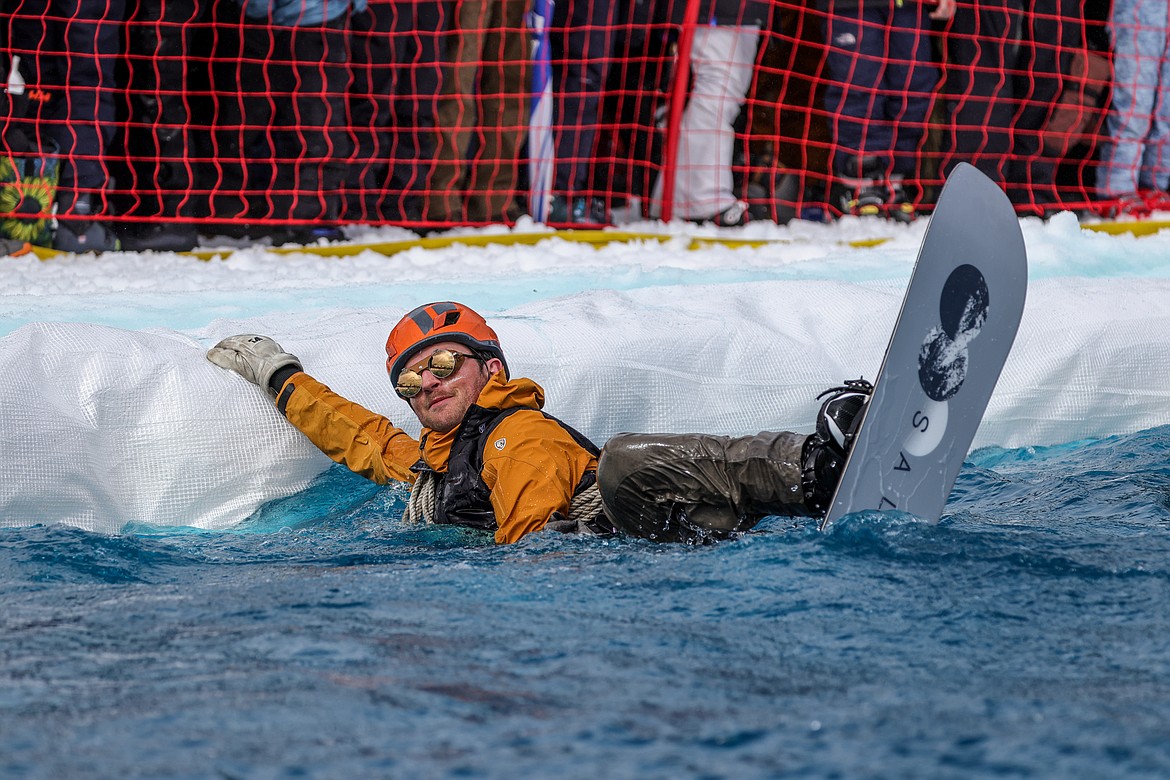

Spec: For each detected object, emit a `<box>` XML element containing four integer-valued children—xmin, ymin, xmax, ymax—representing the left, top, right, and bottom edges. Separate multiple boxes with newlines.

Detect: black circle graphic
<box><xmin>940</xmin><ymin>264</ymin><xmax>989</xmax><ymax>340</ymax></box>
<box><xmin>918</xmin><ymin>327</ymin><xmax>968</xmax><ymax>402</ymax></box>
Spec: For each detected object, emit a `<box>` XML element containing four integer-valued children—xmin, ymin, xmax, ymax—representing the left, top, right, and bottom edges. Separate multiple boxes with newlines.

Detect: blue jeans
<box><xmin>1098</xmin><ymin>0</ymin><xmax>1170</xmax><ymax>196</ymax></box>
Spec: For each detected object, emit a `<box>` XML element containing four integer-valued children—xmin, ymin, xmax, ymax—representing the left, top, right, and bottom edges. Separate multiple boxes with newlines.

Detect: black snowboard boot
<box><xmin>801</xmin><ymin>378</ymin><xmax>874</xmax><ymax>514</ymax></box>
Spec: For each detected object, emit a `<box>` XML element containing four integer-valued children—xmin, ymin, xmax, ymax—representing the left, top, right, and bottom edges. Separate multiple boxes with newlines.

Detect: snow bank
<box><xmin>3</xmin><ymin>274</ymin><xmax>1169</xmax><ymax>531</ymax></box>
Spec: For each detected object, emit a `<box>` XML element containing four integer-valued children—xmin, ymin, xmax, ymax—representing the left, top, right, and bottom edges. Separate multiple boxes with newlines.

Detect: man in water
<box><xmin>207</xmin><ymin>301</ymin><xmax>867</xmax><ymax>543</ymax></box>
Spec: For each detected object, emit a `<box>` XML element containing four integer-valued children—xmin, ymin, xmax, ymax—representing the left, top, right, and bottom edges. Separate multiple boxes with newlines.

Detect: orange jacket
<box><xmin>275</xmin><ymin>371</ymin><xmax>599</xmax><ymax>544</ymax></box>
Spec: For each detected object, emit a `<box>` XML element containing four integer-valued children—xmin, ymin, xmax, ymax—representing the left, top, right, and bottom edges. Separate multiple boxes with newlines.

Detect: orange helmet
<box><xmin>385</xmin><ymin>301</ymin><xmax>508</xmax><ymax>385</ymax></box>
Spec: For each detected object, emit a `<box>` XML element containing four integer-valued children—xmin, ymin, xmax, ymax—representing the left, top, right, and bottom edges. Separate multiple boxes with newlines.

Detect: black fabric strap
<box><xmin>268</xmin><ymin>365</ymin><xmax>300</xmax><ymax>396</ymax></box>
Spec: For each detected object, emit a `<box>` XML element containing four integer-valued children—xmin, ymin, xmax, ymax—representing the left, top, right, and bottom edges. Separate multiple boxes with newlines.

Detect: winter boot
<box><xmin>686</xmin><ymin>200</ymin><xmax>750</xmax><ymax>227</ymax></box>
<box><xmin>52</xmin><ymin>195</ymin><xmax>120</xmax><ymax>253</ymax></box>
<box><xmin>888</xmin><ymin>174</ymin><xmax>918</xmax><ymax>224</ymax></box>
<box><xmin>53</xmin><ymin>220</ymin><xmax>121</xmax><ymax>253</ymax></box>
<box><xmin>0</xmin><ymin>237</ymin><xmax>32</xmax><ymax>257</ymax></box>
<box><xmin>547</xmin><ymin>194</ymin><xmax>608</xmax><ymax>227</ymax></box>
<box><xmin>834</xmin><ymin>156</ymin><xmax>890</xmax><ymax>218</ymax></box>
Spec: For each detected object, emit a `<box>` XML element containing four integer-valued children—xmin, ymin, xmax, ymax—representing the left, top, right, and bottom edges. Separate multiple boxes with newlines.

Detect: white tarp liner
<box><xmin>3</xmin><ymin>276</ymin><xmax>1169</xmax><ymax>532</ymax></box>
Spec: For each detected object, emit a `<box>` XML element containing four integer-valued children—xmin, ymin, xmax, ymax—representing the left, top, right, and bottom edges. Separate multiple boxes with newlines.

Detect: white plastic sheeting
<box><xmin>2</xmin><ymin>276</ymin><xmax>1169</xmax><ymax>532</ymax></box>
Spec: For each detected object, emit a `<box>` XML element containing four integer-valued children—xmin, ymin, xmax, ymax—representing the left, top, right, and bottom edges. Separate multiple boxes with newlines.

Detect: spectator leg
<box><xmin>43</xmin><ymin>0</ymin><xmax>126</xmax><ymax>213</ymax></box>
<box><xmin>1006</xmin><ymin>0</ymin><xmax>1073</xmax><ymax>203</ymax></box>
<box><xmin>942</xmin><ymin>0</ymin><xmax>1018</xmax><ymax>184</ymax></box>
<box><xmin>346</xmin><ymin>4</ymin><xmax>394</xmax><ymax>221</ymax></box>
<box><xmin>1099</xmin><ymin>0</ymin><xmax>1165</xmax><ymax>195</ymax></box>
<box><xmin>428</xmin><ymin>0</ymin><xmax>491</xmax><ymax>222</ymax></box>
<box><xmin>1141</xmin><ymin>19</ymin><xmax>1170</xmax><ymax>190</ymax></box>
<box><xmin>550</xmin><ymin>0</ymin><xmax>617</xmax><ymax>196</ymax></box>
<box><xmin>820</xmin><ymin>3</ymin><xmax>894</xmax><ymax>176</ymax></box>
<box><xmin>664</xmin><ymin>25</ymin><xmax>759</xmax><ymax>219</ymax></box>
<box><xmin>883</xmin><ymin>2</ymin><xmax>938</xmax><ymax>178</ymax></box>
<box><xmin>465</xmin><ymin>0</ymin><xmax>528</xmax><ymax>223</ymax></box>
<box><xmin>385</xmin><ymin>1</ymin><xmax>445</xmax><ymax>220</ymax></box>
<box><xmin>284</xmin><ymin>19</ymin><xmax>351</xmax><ymax>223</ymax></box>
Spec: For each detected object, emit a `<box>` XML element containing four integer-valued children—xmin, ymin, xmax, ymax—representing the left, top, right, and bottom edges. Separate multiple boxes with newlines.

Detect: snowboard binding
<box><xmin>801</xmin><ymin>378</ymin><xmax>874</xmax><ymax>514</ymax></box>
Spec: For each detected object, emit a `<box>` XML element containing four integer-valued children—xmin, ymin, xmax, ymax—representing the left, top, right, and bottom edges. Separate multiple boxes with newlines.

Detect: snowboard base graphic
<box><xmin>820</xmin><ymin>163</ymin><xmax>1028</xmax><ymax>529</ymax></box>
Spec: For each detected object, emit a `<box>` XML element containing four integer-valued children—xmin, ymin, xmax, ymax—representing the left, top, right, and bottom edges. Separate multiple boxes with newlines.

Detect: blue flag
<box><xmin>527</xmin><ymin>0</ymin><xmax>555</xmax><ymax>223</ymax></box>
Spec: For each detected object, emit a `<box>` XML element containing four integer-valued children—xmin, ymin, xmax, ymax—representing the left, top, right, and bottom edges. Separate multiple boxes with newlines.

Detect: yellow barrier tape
<box><xmin>185</xmin><ymin>229</ymin><xmax>673</xmax><ymax>262</ymax></box>
<box><xmin>20</xmin><ymin>219</ymin><xmax>1170</xmax><ymax>262</ymax></box>
<box><xmin>1080</xmin><ymin>220</ymin><xmax>1170</xmax><ymax>237</ymax></box>
<box><xmin>182</xmin><ymin>229</ymin><xmax>890</xmax><ymax>262</ymax></box>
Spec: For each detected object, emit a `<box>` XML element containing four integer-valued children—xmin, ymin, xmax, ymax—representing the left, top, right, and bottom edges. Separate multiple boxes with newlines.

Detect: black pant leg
<box><xmin>551</xmin><ymin>0</ymin><xmax>616</xmax><ymax>194</ymax></box>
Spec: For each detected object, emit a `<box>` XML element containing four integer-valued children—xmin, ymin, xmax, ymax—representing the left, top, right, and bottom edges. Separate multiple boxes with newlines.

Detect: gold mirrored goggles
<box><xmin>394</xmin><ymin>349</ymin><xmax>482</xmax><ymax>398</ymax></box>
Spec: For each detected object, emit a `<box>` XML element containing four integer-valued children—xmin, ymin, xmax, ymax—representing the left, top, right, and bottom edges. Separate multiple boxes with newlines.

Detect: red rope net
<box><xmin>0</xmin><ymin>0</ymin><xmax>1137</xmax><ymax>244</ymax></box>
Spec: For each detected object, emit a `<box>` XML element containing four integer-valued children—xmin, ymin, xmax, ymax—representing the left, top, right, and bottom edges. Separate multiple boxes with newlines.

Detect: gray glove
<box><xmin>207</xmin><ymin>334</ymin><xmax>302</xmax><ymax>397</ymax></box>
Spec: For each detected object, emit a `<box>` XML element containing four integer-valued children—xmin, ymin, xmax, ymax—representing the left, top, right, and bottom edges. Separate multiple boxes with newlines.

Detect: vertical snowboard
<box><xmin>820</xmin><ymin>162</ymin><xmax>1028</xmax><ymax>529</ymax></box>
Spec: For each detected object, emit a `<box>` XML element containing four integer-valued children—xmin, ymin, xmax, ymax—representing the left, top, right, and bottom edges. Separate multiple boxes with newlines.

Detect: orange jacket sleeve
<box><xmin>275</xmin><ymin>372</ymin><xmax>421</xmax><ymax>485</ymax></box>
<box><xmin>479</xmin><ymin>410</ymin><xmax>599</xmax><ymax>544</ymax></box>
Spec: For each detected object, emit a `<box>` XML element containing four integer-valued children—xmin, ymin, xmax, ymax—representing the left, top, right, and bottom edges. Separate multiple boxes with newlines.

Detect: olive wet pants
<box><xmin>596</xmin><ymin>431</ymin><xmax>811</xmax><ymax>543</ymax></box>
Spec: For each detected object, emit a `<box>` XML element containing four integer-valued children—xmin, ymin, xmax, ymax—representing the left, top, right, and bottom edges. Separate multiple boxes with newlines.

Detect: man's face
<box><xmin>401</xmin><ymin>340</ymin><xmax>503</xmax><ymax>433</ymax></box>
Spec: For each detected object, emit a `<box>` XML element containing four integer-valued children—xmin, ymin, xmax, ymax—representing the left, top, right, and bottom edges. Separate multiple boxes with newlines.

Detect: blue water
<box><xmin>3</xmin><ymin>426</ymin><xmax>1169</xmax><ymax>779</ymax></box>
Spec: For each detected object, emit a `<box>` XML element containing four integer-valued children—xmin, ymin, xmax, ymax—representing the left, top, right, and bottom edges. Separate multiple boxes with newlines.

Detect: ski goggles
<box><xmin>394</xmin><ymin>349</ymin><xmax>482</xmax><ymax>398</ymax></box>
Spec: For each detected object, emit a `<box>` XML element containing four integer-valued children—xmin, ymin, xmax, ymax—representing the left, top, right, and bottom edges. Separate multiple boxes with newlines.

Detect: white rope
<box><xmin>403</xmin><ymin>470</ymin><xmax>437</xmax><ymax>524</ymax></box>
<box><xmin>566</xmin><ymin>482</ymin><xmax>606</xmax><ymax>530</ymax></box>
<box><xmin>402</xmin><ymin>470</ymin><xmax>606</xmax><ymax>533</ymax></box>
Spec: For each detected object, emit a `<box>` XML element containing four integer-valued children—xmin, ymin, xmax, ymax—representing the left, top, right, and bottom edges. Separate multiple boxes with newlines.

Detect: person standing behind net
<box><xmin>649</xmin><ymin>0</ymin><xmax>770</xmax><ymax>227</ymax></box>
<box><xmin>818</xmin><ymin>0</ymin><xmax>954</xmax><ymax>223</ymax></box>
<box><xmin>9</xmin><ymin>0</ymin><xmax>125</xmax><ymax>252</ymax></box>
<box><xmin>1095</xmin><ymin>0</ymin><xmax>1170</xmax><ymax>217</ymax></box>
<box><xmin>212</xmin><ymin>0</ymin><xmax>362</xmax><ymax>243</ymax></box>
<box><xmin>206</xmin><ymin>301</ymin><xmax>870</xmax><ymax>544</ymax></box>
<box><xmin>545</xmin><ymin>0</ymin><xmax>617</xmax><ymax>227</ymax></box>
<box><xmin>941</xmin><ymin>0</ymin><xmax>1080</xmax><ymax>217</ymax></box>
<box><xmin>425</xmin><ymin>0</ymin><xmax>529</xmax><ymax>228</ymax></box>
<box><xmin>118</xmin><ymin>0</ymin><xmax>210</xmax><ymax>252</ymax></box>
<box><xmin>345</xmin><ymin>0</ymin><xmax>445</xmax><ymax>224</ymax></box>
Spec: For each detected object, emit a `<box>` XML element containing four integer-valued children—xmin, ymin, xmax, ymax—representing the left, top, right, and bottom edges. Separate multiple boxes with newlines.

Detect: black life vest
<box><xmin>413</xmin><ymin>404</ymin><xmax>601</xmax><ymax>532</ymax></box>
